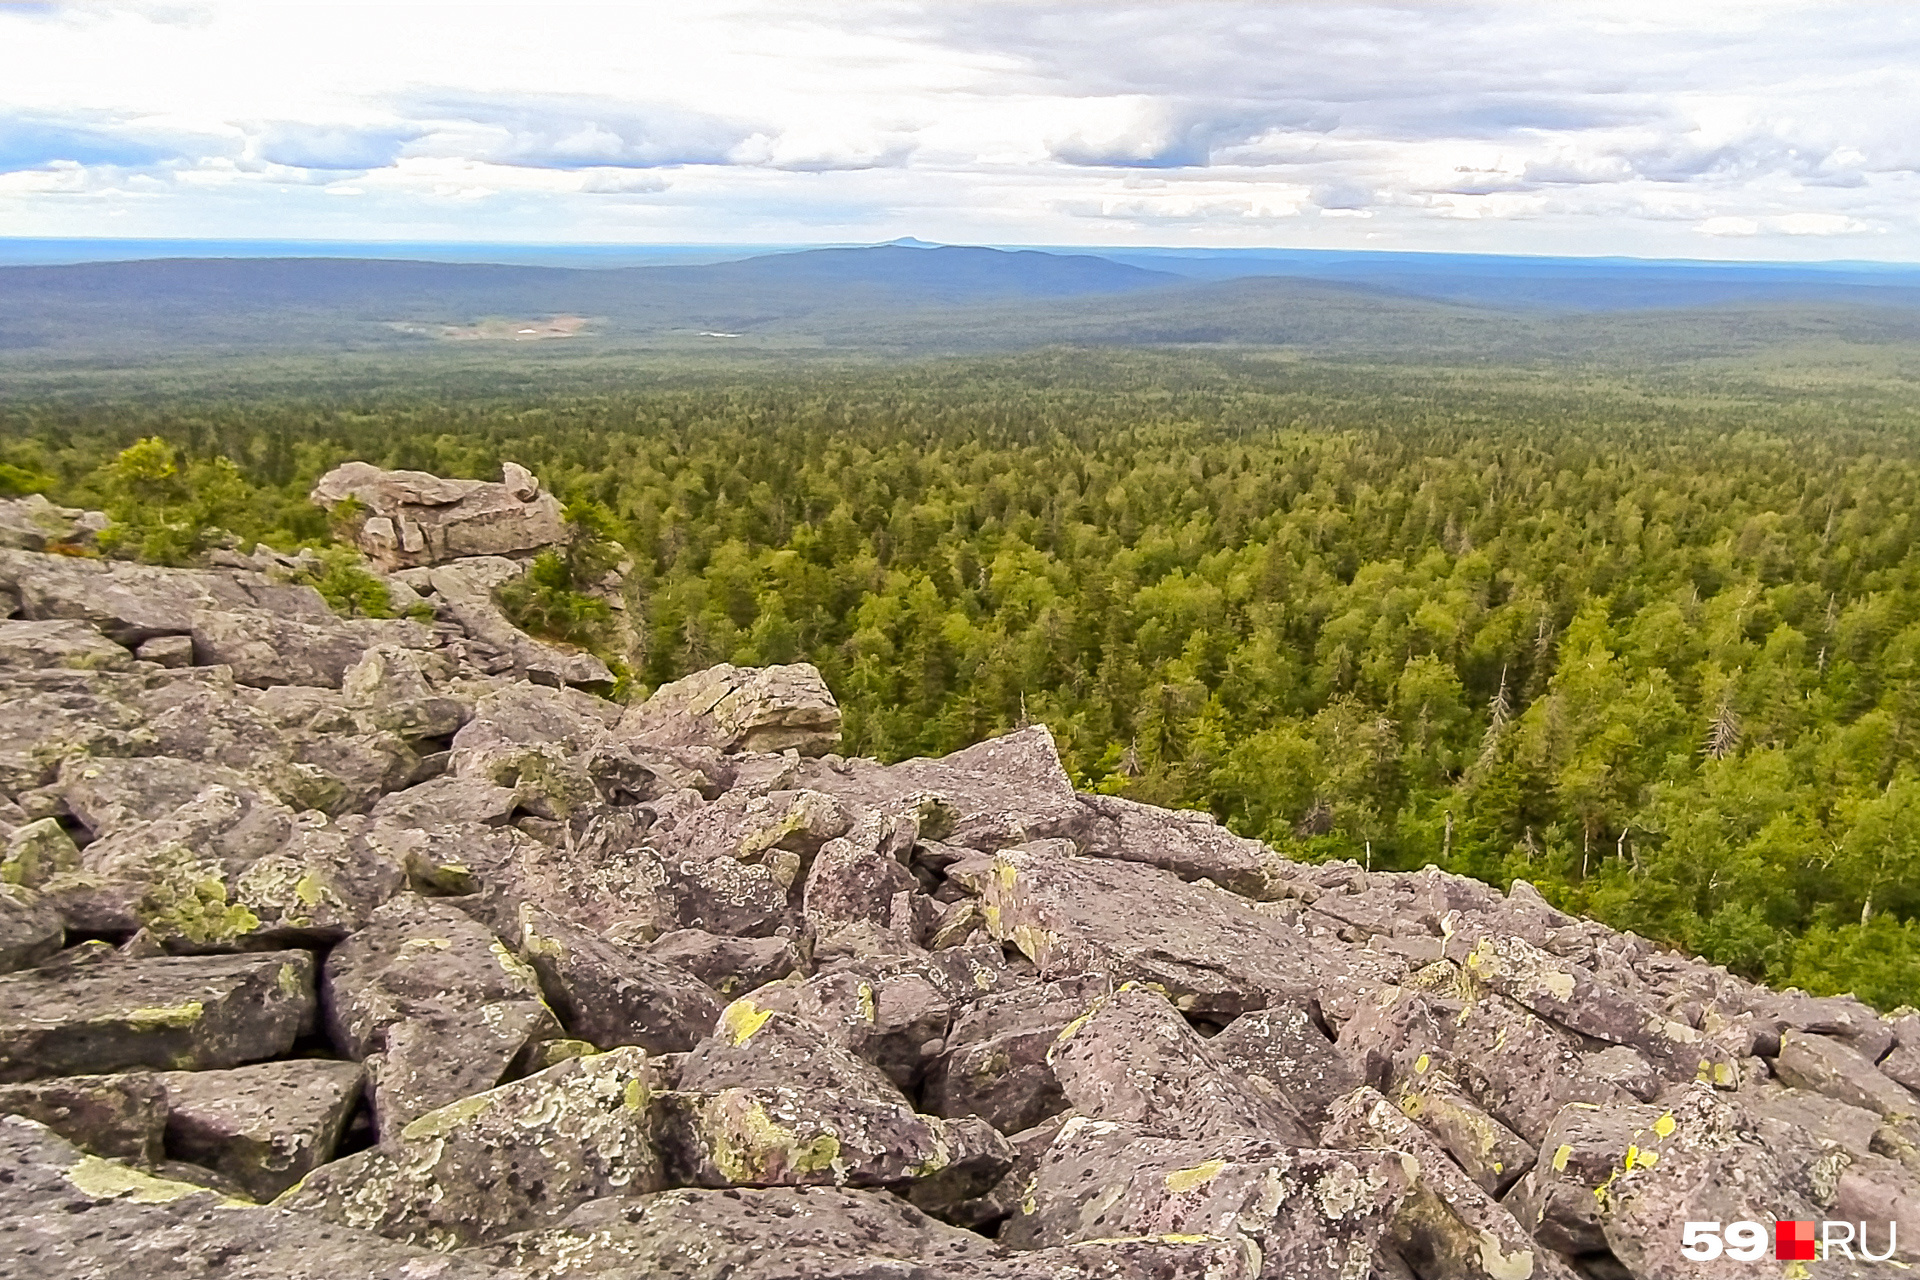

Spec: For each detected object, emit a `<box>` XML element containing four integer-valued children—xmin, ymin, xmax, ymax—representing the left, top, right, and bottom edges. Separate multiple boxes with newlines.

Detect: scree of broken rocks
<box><xmin>0</xmin><ymin>463</ymin><xmax>1914</xmax><ymax>1280</ymax></box>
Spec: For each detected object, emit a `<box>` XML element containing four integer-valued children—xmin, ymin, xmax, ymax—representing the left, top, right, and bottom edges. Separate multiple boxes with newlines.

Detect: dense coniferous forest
<box><xmin>9</xmin><ymin>346</ymin><xmax>1920</xmax><ymax>1006</ymax></box>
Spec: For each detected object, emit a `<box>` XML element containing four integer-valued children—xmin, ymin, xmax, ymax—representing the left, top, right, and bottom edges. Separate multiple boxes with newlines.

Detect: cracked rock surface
<box><xmin>3</xmin><ymin>487</ymin><xmax>1919</xmax><ymax>1280</ymax></box>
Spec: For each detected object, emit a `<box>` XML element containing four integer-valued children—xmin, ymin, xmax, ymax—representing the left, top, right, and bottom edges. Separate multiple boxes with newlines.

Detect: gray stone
<box><xmin>0</xmin><ymin>883</ymin><xmax>62</xmax><ymax>972</ymax></box>
<box><xmin>365</xmin><ymin>1000</ymin><xmax>559</xmax><ymax>1142</ymax></box>
<box><xmin>0</xmin><ymin>1115</ymin><xmax>516</xmax><ymax>1279</ymax></box>
<box><xmin>621</xmin><ymin>662</ymin><xmax>842</xmax><ymax>756</ymax></box>
<box><xmin>310</xmin><ymin>460</ymin><xmax>567</xmax><ymax>570</ymax></box>
<box><xmin>135</xmin><ymin>634</ymin><xmax>195</xmax><ymax>668</ymax></box>
<box><xmin>189</xmin><ymin>609</ymin><xmax>430</xmax><ymax>690</ymax></box>
<box><xmin>1000</xmin><ymin>1116</ymin><xmax>1410</xmax><ymax>1280</ymax></box>
<box><xmin>0</xmin><ymin>619</ymin><xmax>132</xmax><ymax>672</ymax></box>
<box><xmin>158</xmin><ymin>1059</ymin><xmax>363</xmax><ymax>1201</ymax></box>
<box><xmin>750</xmin><ymin>968</ymin><xmax>952</xmax><ymax>1092</ymax></box>
<box><xmin>320</xmin><ymin>892</ymin><xmax>547</xmax><ymax>1059</ymax></box>
<box><xmin>1324</xmin><ymin>1086</ymin><xmax>1580</xmax><ymax>1280</ymax></box>
<box><xmin>1076</xmin><ymin>791</ymin><xmax>1276</xmax><ymax>896</ymax></box>
<box><xmin>469</xmin><ymin>1185</ymin><xmax>1001</xmax><ymax>1279</ymax></box>
<box><xmin>1048</xmin><ymin>983</ymin><xmax>1308</xmax><ymax>1142</ymax></box>
<box><xmin>0</xmin><ymin>494</ymin><xmax>106</xmax><ymax>552</ymax></box>
<box><xmin>0</xmin><ymin>950</ymin><xmax>316</xmax><ymax>1082</ymax></box>
<box><xmin>644</xmin><ymin>928</ymin><xmax>799</xmax><ymax>996</ymax></box>
<box><xmin>2</xmin><ymin>816</ymin><xmax>82</xmax><ymax>889</ymax></box>
<box><xmin>1208</xmin><ymin>1000</ymin><xmax>1360</xmax><ymax>1130</ymax></box>
<box><xmin>277</xmin><ymin>1047</ymin><xmax>664</xmax><ymax>1249</ymax></box>
<box><xmin>975</xmin><ymin>843</ymin><xmax>1322</xmax><ymax>1016</ymax></box>
<box><xmin>1774</xmin><ymin>1030</ymin><xmax>1918</xmax><ymax>1118</ymax></box>
<box><xmin>922</xmin><ymin>977</ymin><xmax>1104</xmax><ymax>1135</ymax></box>
<box><xmin>513</xmin><ymin>902</ymin><xmax>722</xmax><ymax>1053</ymax></box>
<box><xmin>0</xmin><ymin>1071</ymin><xmax>168</xmax><ymax>1162</ymax></box>
<box><xmin>0</xmin><ymin>548</ymin><xmax>330</xmax><ymax>646</ymax></box>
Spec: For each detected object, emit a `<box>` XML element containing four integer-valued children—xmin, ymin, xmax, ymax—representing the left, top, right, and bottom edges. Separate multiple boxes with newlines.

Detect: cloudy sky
<box><xmin>3</xmin><ymin>0</ymin><xmax>1918</xmax><ymax>259</ymax></box>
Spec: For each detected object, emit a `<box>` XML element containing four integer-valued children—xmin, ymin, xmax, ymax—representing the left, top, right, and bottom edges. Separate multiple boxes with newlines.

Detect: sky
<box><xmin>3</xmin><ymin>1</ymin><xmax>1918</xmax><ymax>260</ymax></box>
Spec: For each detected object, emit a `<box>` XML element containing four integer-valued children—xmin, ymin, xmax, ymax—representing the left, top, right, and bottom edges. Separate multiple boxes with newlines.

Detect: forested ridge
<box><xmin>9</xmin><ymin>347</ymin><xmax>1920</xmax><ymax>1005</ymax></box>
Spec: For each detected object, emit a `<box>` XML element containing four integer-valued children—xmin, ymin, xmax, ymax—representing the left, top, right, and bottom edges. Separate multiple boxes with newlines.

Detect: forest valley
<box><xmin>7</xmin><ymin>346</ymin><xmax>1920</xmax><ymax>1007</ymax></box>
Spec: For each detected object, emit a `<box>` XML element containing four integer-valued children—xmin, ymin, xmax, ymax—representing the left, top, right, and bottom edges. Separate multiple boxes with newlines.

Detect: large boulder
<box><xmin>0</xmin><ymin>1071</ymin><xmax>169</xmax><ymax>1162</ymax></box>
<box><xmin>621</xmin><ymin>662</ymin><xmax>842</xmax><ymax>756</ymax></box>
<box><xmin>1000</xmin><ymin>1116</ymin><xmax>1410</xmax><ymax>1279</ymax></box>
<box><xmin>471</xmin><ymin>1185</ymin><xmax>1002</xmax><ymax>1278</ymax></box>
<box><xmin>158</xmin><ymin>1059</ymin><xmax>363</xmax><ymax>1202</ymax></box>
<box><xmin>278</xmin><ymin>1047</ymin><xmax>664</xmax><ymax>1249</ymax></box>
<box><xmin>309</xmin><ymin>461</ymin><xmax>567</xmax><ymax>571</ymax></box>
<box><xmin>0</xmin><ymin>950</ymin><xmax>316</xmax><ymax>1082</ymax></box>
<box><xmin>0</xmin><ymin>1115</ymin><xmax>515</xmax><ymax>1279</ymax></box>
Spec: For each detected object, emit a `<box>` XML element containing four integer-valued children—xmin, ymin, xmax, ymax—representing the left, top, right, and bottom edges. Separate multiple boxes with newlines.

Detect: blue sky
<box><xmin>3</xmin><ymin>1</ymin><xmax>1918</xmax><ymax>259</ymax></box>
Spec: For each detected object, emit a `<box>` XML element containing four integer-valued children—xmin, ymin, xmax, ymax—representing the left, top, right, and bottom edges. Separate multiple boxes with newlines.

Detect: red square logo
<box><xmin>1776</xmin><ymin>1220</ymin><xmax>1817</xmax><ymax>1261</ymax></box>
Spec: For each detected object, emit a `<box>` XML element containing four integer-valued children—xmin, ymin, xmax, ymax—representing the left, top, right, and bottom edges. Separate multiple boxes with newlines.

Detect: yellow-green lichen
<box><xmin>1164</xmin><ymin>1158</ymin><xmax>1228</xmax><ymax>1194</ymax></box>
<box><xmin>67</xmin><ymin>1156</ymin><xmax>206</xmax><ymax>1204</ymax></box>
<box><xmin>856</xmin><ymin>983</ymin><xmax>876</xmax><ymax>1024</ymax></box>
<box><xmin>1652</xmin><ymin>1113</ymin><xmax>1675</xmax><ymax>1138</ymax></box>
<box><xmin>276</xmin><ymin>964</ymin><xmax>303</xmax><ymax>998</ymax></box>
<box><xmin>400</xmin><ymin>1092</ymin><xmax>496</xmax><ymax>1141</ymax></box>
<box><xmin>624</xmin><ymin>1078</ymin><xmax>650</xmax><ymax>1111</ymax></box>
<box><xmin>720</xmin><ymin>999</ymin><xmax>774</xmax><ymax>1047</ymax></box>
<box><xmin>126</xmin><ymin>1001</ymin><xmax>203</xmax><ymax>1031</ymax></box>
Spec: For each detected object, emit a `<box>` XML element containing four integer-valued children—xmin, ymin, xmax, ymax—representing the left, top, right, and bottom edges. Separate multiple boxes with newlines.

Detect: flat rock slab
<box><xmin>0</xmin><ymin>1115</ymin><xmax>514</xmax><ymax>1280</ymax></box>
<box><xmin>619</xmin><ymin>662</ymin><xmax>841</xmax><ymax>756</ymax></box>
<box><xmin>0</xmin><ymin>1072</ymin><xmax>168</xmax><ymax>1162</ymax></box>
<box><xmin>0</xmin><ymin>619</ymin><xmax>132</xmax><ymax>672</ymax></box>
<box><xmin>515</xmin><ymin>902</ymin><xmax>721</xmax><ymax>1054</ymax></box>
<box><xmin>0</xmin><ymin>950</ymin><xmax>316</xmax><ymax>1083</ymax></box>
<box><xmin>1049</xmin><ymin>983</ymin><xmax>1306</xmax><ymax>1142</ymax></box>
<box><xmin>469</xmin><ymin>1185</ymin><xmax>1001</xmax><ymax>1279</ymax></box>
<box><xmin>159</xmin><ymin>1059</ymin><xmax>364</xmax><ymax>1202</ymax></box>
<box><xmin>0</xmin><ymin>549</ymin><xmax>332</xmax><ymax>646</ymax></box>
<box><xmin>660</xmin><ymin>1084</ymin><xmax>1011</xmax><ymax>1191</ymax></box>
<box><xmin>278</xmin><ymin>1047</ymin><xmax>663</xmax><ymax>1249</ymax></box>
<box><xmin>1001</xmin><ymin>1116</ymin><xmax>1410</xmax><ymax>1280</ymax></box>
<box><xmin>0</xmin><ymin>883</ymin><xmax>63</xmax><ymax>973</ymax></box>
<box><xmin>977</xmin><ymin>844</ymin><xmax>1322</xmax><ymax>1016</ymax></box>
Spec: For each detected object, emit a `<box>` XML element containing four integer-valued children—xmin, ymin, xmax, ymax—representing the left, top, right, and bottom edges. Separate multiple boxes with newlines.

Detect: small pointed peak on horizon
<box><xmin>881</xmin><ymin>236</ymin><xmax>944</xmax><ymax>249</ymax></box>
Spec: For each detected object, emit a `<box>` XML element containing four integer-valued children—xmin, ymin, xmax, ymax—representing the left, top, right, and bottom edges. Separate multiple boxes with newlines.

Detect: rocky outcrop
<box><xmin>311</xmin><ymin>461</ymin><xmax>566</xmax><ymax>571</ymax></box>
<box><xmin>10</xmin><ymin>528</ymin><xmax>1920</xmax><ymax>1280</ymax></box>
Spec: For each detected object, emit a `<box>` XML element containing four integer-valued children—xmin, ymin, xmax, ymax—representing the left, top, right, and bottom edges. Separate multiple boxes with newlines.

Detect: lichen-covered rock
<box><xmin>3</xmin><ymin>815</ymin><xmax>83</xmax><ymax>888</ymax></box>
<box><xmin>681</xmin><ymin>998</ymin><xmax>908</xmax><ymax>1101</ymax></box>
<box><xmin>0</xmin><ymin>493</ymin><xmax>107</xmax><ymax>552</ymax></box>
<box><xmin>1000</xmin><ymin>1116</ymin><xmax>1410</xmax><ymax>1279</ymax></box>
<box><xmin>749</xmin><ymin>968</ymin><xmax>951</xmax><ymax>1092</ymax></box>
<box><xmin>1449</xmin><ymin>930</ymin><xmax>1736</xmax><ymax>1086</ymax></box>
<box><xmin>1449</xmin><ymin>989</ymin><xmax>1637</xmax><ymax>1145</ymax></box>
<box><xmin>364</xmin><ymin>1000</ymin><xmax>560</xmax><ymax>1141</ymax></box>
<box><xmin>645</xmin><ymin>928</ymin><xmax>800</xmax><ymax>996</ymax></box>
<box><xmin>621</xmin><ymin>662</ymin><xmax>842</xmax><ymax>757</ymax></box>
<box><xmin>975</xmin><ymin>843</ymin><xmax>1321</xmax><ymax>1016</ymax></box>
<box><xmin>1208</xmin><ymin>1001</ymin><xmax>1359</xmax><ymax>1131</ymax></box>
<box><xmin>922</xmin><ymin>977</ymin><xmax>1104</xmax><ymax>1135</ymax></box>
<box><xmin>0</xmin><ymin>1071</ymin><xmax>168</xmax><ymax>1162</ymax></box>
<box><xmin>311</xmin><ymin>461</ymin><xmax>567</xmax><ymax>570</ymax></box>
<box><xmin>320</xmin><ymin>892</ymin><xmax>547</xmax><ymax>1058</ymax></box>
<box><xmin>0</xmin><ymin>882</ymin><xmax>62</xmax><ymax>972</ymax></box>
<box><xmin>277</xmin><ymin>1047</ymin><xmax>664</xmax><ymax>1249</ymax></box>
<box><xmin>1324</xmin><ymin>1087</ymin><xmax>1579</xmax><ymax>1280</ymax></box>
<box><xmin>0</xmin><ymin>618</ymin><xmax>132</xmax><ymax>672</ymax></box>
<box><xmin>0</xmin><ymin>950</ymin><xmax>315</xmax><ymax>1082</ymax></box>
<box><xmin>369</xmin><ymin>774</ymin><xmax>520</xmax><ymax>828</ymax></box>
<box><xmin>468</xmin><ymin>1185</ymin><xmax>1002</xmax><ymax>1279</ymax></box>
<box><xmin>0</xmin><ymin>1115</ymin><xmax>516</xmax><ymax>1279</ymax></box>
<box><xmin>1774</xmin><ymin>1028</ymin><xmax>1920</xmax><ymax>1118</ymax></box>
<box><xmin>1048</xmin><ymin>984</ymin><xmax>1308</xmax><ymax>1142</ymax></box>
<box><xmin>74</xmin><ymin>786</ymin><xmax>407</xmax><ymax>951</ymax></box>
<box><xmin>158</xmin><ymin>1059</ymin><xmax>363</xmax><ymax>1201</ymax></box>
<box><xmin>1392</xmin><ymin>1067</ymin><xmax>1533</xmax><ymax>1198</ymax></box>
<box><xmin>513</xmin><ymin>902</ymin><xmax>722</xmax><ymax>1053</ymax></box>
<box><xmin>659</xmin><ymin>1083</ymin><xmax>1011</xmax><ymax>1191</ymax></box>
<box><xmin>0</xmin><ymin>547</ymin><xmax>332</xmax><ymax>646</ymax></box>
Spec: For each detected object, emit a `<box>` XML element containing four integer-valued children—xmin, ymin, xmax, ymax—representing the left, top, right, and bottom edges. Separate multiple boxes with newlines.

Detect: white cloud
<box><xmin>0</xmin><ymin>1</ymin><xmax>1914</xmax><ymax>256</ymax></box>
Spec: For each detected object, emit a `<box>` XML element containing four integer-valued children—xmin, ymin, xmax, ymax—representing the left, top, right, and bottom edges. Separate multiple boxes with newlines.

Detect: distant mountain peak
<box><xmin>882</xmin><ymin>236</ymin><xmax>943</xmax><ymax>249</ymax></box>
